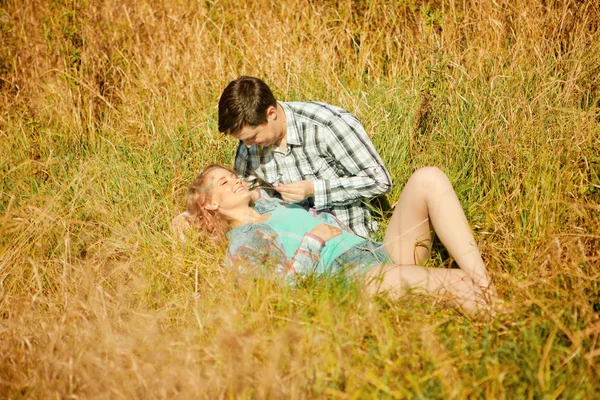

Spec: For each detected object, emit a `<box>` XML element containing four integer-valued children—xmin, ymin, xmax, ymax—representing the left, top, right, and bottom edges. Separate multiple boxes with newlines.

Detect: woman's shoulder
<box><xmin>254</xmin><ymin>189</ymin><xmax>284</xmax><ymax>214</ymax></box>
<box><xmin>226</xmin><ymin>221</ymin><xmax>278</xmax><ymax>254</ymax></box>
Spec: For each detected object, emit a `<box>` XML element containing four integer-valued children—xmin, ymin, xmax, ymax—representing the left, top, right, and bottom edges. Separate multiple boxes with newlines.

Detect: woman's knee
<box><xmin>408</xmin><ymin>166</ymin><xmax>449</xmax><ymax>191</ymax></box>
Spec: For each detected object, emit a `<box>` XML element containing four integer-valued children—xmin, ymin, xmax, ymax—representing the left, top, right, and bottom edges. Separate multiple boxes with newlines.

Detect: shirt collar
<box><xmin>280</xmin><ymin>102</ymin><xmax>302</xmax><ymax>146</ymax></box>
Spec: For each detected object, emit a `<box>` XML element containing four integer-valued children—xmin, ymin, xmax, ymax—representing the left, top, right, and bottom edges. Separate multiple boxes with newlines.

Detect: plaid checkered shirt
<box><xmin>234</xmin><ymin>101</ymin><xmax>391</xmax><ymax>238</ymax></box>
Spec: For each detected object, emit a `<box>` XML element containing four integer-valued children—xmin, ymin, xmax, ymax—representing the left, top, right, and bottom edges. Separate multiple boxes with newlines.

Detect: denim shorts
<box><xmin>329</xmin><ymin>241</ymin><xmax>393</xmax><ymax>277</ymax></box>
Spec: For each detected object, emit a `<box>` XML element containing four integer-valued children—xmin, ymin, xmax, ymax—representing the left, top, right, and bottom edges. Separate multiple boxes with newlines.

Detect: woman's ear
<box><xmin>204</xmin><ymin>202</ymin><xmax>218</xmax><ymax>211</ymax></box>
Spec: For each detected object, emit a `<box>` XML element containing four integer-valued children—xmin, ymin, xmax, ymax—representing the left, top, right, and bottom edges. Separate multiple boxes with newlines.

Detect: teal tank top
<box><xmin>264</xmin><ymin>203</ymin><xmax>365</xmax><ymax>274</ymax></box>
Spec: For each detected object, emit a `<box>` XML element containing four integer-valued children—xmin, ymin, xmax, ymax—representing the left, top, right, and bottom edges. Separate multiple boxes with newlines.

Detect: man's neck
<box><xmin>275</xmin><ymin>103</ymin><xmax>288</xmax><ymax>152</ymax></box>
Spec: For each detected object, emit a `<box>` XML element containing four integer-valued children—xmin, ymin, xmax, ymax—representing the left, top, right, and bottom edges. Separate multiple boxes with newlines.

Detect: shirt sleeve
<box><xmin>225</xmin><ymin>226</ymin><xmax>326</xmax><ymax>281</ymax></box>
<box><xmin>311</xmin><ymin>112</ymin><xmax>392</xmax><ymax>210</ymax></box>
<box><xmin>234</xmin><ymin>141</ymin><xmax>259</xmax><ymax>189</ymax></box>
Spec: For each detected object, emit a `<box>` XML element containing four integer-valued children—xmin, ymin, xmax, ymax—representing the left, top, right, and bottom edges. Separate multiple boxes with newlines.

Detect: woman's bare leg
<box><xmin>383</xmin><ymin>167</ymin><xmax>493</xmax><ymax>292</ymax></box>
<box><xmin>365</xmin><ymin>264</ymin><xmax>486</xmax><ymax>315</ymax></box>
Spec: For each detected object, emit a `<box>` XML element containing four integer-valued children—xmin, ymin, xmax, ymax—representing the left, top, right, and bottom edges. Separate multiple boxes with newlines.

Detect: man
<box><xmin>218</xmin><ymin>76</ymin><xmax>391</xmax><ymax>238</ymax></box>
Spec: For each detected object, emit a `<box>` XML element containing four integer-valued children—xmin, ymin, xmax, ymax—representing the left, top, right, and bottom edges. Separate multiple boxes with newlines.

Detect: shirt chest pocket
<box><xmin>293</xmin><ymin>150</ymin><xmax>335</xmax><ymax>182</ymax></box>
<box><xmin>260</xmin><ymin>148</ymin><xmax>337</xmax><ymax>184</ymax></box>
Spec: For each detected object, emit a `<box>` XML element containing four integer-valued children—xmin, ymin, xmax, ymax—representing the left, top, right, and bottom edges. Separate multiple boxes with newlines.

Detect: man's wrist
<box><xmin>312</xmin><ymin>180</ymin><xmax>329</xmax><ymax>209</ymax></box>
<box><xmin>308</xmin><ymin>180</ymin><xmax>315</xmax><ymax>196</ymax></box>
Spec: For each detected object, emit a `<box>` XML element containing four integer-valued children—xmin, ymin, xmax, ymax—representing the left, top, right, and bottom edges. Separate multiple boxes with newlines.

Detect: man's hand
<box><xmin>310</xmin><ymin>224</ymin><xmax>342</xmax><ymax>242</ymax></box>
<box><xmin>275</xmin><ymin>180</ymin><xmax>315</xmax><ymax>202</ymax></box>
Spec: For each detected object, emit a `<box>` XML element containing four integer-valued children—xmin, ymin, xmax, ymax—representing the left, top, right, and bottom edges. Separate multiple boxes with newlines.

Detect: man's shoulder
<box><xmin>284</xmin><ymin>101</ymin><xmax>350</xmax><ymax>126</ymax></box>
<box><xmin>234</xmin><ymin>139</ymin><xmax>265</xmax><ymax>160</ymax></box>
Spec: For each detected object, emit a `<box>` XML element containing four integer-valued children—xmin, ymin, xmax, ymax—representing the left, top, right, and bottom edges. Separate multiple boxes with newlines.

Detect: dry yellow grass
<box><xmin>1</xmin><ymin>0</ymin><xmax>599</xmax><ymax>398</ymax></box>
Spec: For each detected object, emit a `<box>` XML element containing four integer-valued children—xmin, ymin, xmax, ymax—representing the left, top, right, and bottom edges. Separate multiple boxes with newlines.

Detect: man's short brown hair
<box><xmin>218</xmin><ymin>76</ymin><xmax>277</xmax><ymax>135</ymax></box>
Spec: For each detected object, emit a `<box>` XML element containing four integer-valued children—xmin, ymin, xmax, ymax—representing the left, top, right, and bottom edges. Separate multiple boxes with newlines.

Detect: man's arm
<box><xmin>234</xmin><ymin>141</ymin><xmax>259</xmax><ymax>189</ymax></box>
<box><xmin>312</xmin><ymin>112</ymin><xmax>391</xmax><ymax>210</ymax></box>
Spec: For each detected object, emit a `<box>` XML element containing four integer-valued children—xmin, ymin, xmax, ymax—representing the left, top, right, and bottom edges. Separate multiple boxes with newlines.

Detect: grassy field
<box><xmin>1</xmin><ymin>0</ymin><xmax>599</xmax><ymax>397</ymax></box>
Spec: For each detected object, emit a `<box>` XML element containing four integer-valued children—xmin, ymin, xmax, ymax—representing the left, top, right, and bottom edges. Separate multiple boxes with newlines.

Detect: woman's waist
<box><xmin>320</xmin><ymin>233</ymin><xmax>366</xmax><ymax>261</ymax></box>
<box><xmin>329</xmin><ymin>240</ymin><xmax>391</xmax><ymax>269</ymax></box>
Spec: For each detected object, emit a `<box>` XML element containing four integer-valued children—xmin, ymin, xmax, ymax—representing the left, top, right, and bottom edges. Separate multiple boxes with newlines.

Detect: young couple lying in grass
<box><xmin>175</xmin><ymin>76</ymin><xmax>497</xmax><ymax>315</ymax></box>
<box><xmin>177</xmin><ymin>163</ymin><xmax>496</xmax><ymax>315</ymax></box>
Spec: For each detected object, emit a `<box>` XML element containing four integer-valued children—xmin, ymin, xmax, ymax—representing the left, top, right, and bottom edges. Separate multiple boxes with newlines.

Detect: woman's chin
<box><xmin>236</xmin><ymin>191</ymin><xmax>252</xmax><ymax>204</ymax></box>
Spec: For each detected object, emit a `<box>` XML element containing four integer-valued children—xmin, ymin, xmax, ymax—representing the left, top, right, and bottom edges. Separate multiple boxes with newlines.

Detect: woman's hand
<box><xmin>310</xmin><ymin>224</ymin><xmax>342</xmax><ymax>242</ymax></box>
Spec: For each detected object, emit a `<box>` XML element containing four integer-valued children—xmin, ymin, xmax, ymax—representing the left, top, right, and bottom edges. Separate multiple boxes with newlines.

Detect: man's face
<box><xmin>233</xmin><ymin>105</ymin><xmax>284</xmax><ymax>148</ymax></box>
<box><xmin>235</xmin><ymin>122</ymin><xmax>280</xmax><ymax>148</ymax></box>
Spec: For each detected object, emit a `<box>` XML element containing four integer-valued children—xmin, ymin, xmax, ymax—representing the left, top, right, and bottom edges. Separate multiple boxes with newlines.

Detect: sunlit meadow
<box><xmin>1</xmin><ymin>0</ymin><xmax>599</xmax><ymax>398</ymax></box>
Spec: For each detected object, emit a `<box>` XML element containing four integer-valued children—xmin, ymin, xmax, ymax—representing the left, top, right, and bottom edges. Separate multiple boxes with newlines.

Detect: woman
<box><xmin>180</xmin><ymin>164</ymin><xmax>496</xmax><ymax>315</ymax></box>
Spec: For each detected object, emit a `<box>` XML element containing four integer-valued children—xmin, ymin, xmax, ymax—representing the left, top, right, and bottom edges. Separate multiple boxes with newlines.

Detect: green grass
<box><xmin>1</xmin><ymin>0</ymin><xmax>599</xmax><ymax>397</ymax></box>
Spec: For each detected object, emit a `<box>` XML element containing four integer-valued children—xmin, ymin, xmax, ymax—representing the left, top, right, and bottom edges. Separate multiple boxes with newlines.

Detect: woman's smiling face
<box><xmin>204</xmin><ymin>167</ymin><xmax>251</xmax><ymax>212</ymax></box>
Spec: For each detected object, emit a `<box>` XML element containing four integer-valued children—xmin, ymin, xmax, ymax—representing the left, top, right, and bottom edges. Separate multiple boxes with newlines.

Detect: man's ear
<box><xmin>266</xmin><ymin>105</ymin><xmax>277</xmax><ymax>120</ymax></box>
